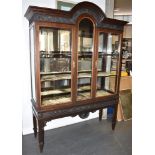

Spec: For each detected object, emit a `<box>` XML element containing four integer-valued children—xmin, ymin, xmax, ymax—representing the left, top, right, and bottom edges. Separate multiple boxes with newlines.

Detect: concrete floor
<box><xmin>23</xmin><ymin>118</ymin><xmax>132</xmax><ymax>155</ymax></box>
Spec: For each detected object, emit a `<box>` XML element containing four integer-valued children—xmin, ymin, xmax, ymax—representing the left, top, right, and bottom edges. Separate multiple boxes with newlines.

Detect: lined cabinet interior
<box><xmin>30</xmin><ymin>20</ymin><xmax>121</xmax><ymax>107</ymax></box>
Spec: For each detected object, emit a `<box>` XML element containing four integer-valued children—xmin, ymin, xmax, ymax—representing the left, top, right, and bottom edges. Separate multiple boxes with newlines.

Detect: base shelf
<box><xmin>96</xmin><ymin>90</ymin><xmax>112</xmax><ymax>97</ymax></box>
<box><xmin>41</xmin><ymin>90</ymin><xmax>113</xmax><ymax>106</ymax></box>
<box><xmin>77</xmin><ymin>92</ymin><xmax>91</xmax><ymax>100</ymax></box>
<box><xmin>42</xmin><ymin>95</ymin><xmax>71</xmax><ymax>106</ymax></box>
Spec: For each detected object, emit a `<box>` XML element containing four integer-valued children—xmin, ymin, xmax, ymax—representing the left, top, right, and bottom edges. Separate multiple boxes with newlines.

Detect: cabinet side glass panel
<box><xmin>96</xmin><ymin>32</ymin><xmax>119</xmax><ymax>97</ymax></box>
<box><xmin>39</xmin><ymin>27</ymin><xmax>72</xmax><ymax>106</ymax></box>
<box><xmin>77</xmin><ymin>19</ymin><xmax>93</xmax><ymax>101</ymax></box>
<box><xmin>30</xmin><ymin>26</ymin><xmax>36</xmax><ymax>101</ymax></box>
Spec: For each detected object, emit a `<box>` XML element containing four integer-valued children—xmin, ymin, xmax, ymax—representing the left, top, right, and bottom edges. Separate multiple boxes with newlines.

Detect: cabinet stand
<box><xmin>33</xmin><ymin>114</ymin><xmax>37</xmax><ymax>138</ymax></box>
<box><xmin>38</xmin><ymin>120</ymin><xmax>45</xmax><ymax>153</ymax></box>
<box><xmin>32</xmin><ymin>98</ymin><xmax>118</xmax><ymax>152</ymax></box>
<box><xmin>99</xmin><ymin>109</ymin><xmax>103</xmax><ymax>121</ymax></box>
<box><xmin>112</xmin><ymin>104</ymin><xmax>118</xmax><ymax>130</ymax></box>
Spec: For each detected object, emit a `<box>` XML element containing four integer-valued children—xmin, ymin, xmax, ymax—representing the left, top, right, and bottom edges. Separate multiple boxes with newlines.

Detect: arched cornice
<box><xmin>25</xmin><ymin>1</ymin><xmax>127</xmax><ymax>31</ymax></box>
<box><xmin>70</xmin><ymin>1</ymin><xmax>106</xmax><ymax>25</ymax></box>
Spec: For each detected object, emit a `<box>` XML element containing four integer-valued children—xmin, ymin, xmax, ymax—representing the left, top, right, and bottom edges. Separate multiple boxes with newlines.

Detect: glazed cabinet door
<box><xmin>96</xmin><ymin>32</ymin><xmax>121</xmax><ymax>97</ymax></box>
<box><xmin>38</xmin><ymin>24</ymin><xmax>73</xmax><ymax>107</ymax></box>
<box><xmin>77</xmin><ymin>18</ymin><xmax>94</xmax><ymax>101</ymax></box>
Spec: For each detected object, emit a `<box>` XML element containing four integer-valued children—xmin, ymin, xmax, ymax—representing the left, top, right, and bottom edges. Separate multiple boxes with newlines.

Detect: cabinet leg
<box><xmin>33</xmin><ymin>114</ymin><xmax>37</xmax><ymax>138</ymax></box>
<box><xmin>99</xmin><ymin>109</ymin><xmax>103</xmax><ymax>121</ymax></box>
<box><xmin>112</xmin><ymin>104</ymin><xmax>118</xmax><ymax>130</ymax></box>
<box><xmin>38</xmin><ymin>120</ymin><xmax>45</xmax><ymax>153</ymax></box>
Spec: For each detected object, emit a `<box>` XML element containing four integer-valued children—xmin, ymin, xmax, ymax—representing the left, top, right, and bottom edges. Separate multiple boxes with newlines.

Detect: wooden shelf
<box><xmin>41</xmin><ymin>85</ymin><xmax>91</xmax><ymax>97</ymax></box>
<box><xmin>40</xmin><ymin>70</ymin><xmax>92</xmax><ymax>75</ymax></box>
<box><xmin>41</xmin><ymin>72</ymin><xmax>116</xmax><ymax>82</ymax></box>
<box><xmin>41</xmin><ymin>74</ymin><xmax>71</xmax><ymax>82</ymax></box>
<box><xmin>41</xmin><ymin>88</ymin><xmax>71</xmax><ymax>96</ymax></box>
<box><xmin>40</xmin><ymin>51</ymin><xmax>71</xmax><ymax>58</ymax></box>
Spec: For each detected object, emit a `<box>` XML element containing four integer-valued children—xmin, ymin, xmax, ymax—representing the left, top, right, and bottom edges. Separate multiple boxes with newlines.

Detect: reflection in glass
<box><xmin>30</xmin><ymin>26</ymin><xmax>36</xmax><ymax>101</ymax></box>
<box><xmin>39</xmin><ymin>27</ymin><xmax>72</xmax><ymax>106</ymax></box>
<box><xmin>77</xmin><ymin>18</ymin><xmax>93</xmax><ymax>100</ymax></box>
<box><xmin>96</xmin><ymin>32</ymin><xmax>119</xmax><ymax>97</ymax></box>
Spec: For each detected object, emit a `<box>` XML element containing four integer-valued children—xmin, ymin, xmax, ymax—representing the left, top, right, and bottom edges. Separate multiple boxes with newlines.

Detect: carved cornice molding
<box><xmin>25</xmin><ymin>2</ymin><xmax>127</xmax><ymax>30</ymax></box>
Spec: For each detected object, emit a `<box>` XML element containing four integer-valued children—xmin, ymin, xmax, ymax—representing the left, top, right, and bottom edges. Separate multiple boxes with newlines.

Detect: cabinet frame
<box><xmin>34</xmin><ymin>21</ymin><xmax>76</xmax><ymax>111</ymax></box>
<box><xmin>25</xmin><ymin>1</ymin><xmax>127</xmax><ymax>152</ymax></box>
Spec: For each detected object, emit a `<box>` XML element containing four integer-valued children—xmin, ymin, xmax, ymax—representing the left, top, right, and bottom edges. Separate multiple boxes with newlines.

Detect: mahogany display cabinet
<box><xmin>25</xmin><ymin>1</ymin><xmax>127</xmax><ymax>152</ymax></box>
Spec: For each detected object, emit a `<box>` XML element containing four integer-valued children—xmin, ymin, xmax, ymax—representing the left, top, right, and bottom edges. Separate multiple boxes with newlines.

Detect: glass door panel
<box><xmin>77</xmin><ymin>18</ymin><xmax>94</xmax><ymax>101</ymax></box>
<box><xmin>30</xmin><ymin>26</ymin><xmax>36</xmax><ymax>101</ymax></box>
<box><xmin>39</xmin><ymin>27</ymin><xmax>72</xmax><ymax>106</ymax></box>
<box><xmin>96</xmin><ymin>32</ymin><xmax>120</xmax><ymax>97</ymax></box>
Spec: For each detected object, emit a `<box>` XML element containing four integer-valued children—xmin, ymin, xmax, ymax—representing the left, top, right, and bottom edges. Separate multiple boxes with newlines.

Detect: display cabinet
<box><xmin>25</xmin><ymin>2</ymin><xmax>127</xmax><ymax>152</ymax></box>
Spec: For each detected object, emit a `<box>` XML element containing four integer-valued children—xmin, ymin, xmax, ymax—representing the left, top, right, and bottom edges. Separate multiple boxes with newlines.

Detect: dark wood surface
<box><xmin>25</xmin><ymin>1</ymin><xmax>127</xmax><ymax>152</ymax></box>
<box><xmin>25</xmin><ymin>2</ymin><xmax>127</xmax><ymax>30</ymax></box>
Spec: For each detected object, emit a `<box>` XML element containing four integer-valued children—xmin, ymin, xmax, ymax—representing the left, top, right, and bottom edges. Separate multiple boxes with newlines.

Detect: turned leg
<box><xmin>99</xmin><ymin>109</ymin><xmax>103</xmax><ymax>121</ymax></box>
<box><xmin>33</xmin><ymin>114</ymin><xmax>37</xmax><ymax>138</ymax></box>
<box><xmin>112</xmin><ymin>104</ymin><xmax>118</xmax><ymax>130</ymax></box>
<box><xmin>38</xmin><ymin>120</ymin><xmax>45</xmax><ymax>153</ymax></box>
